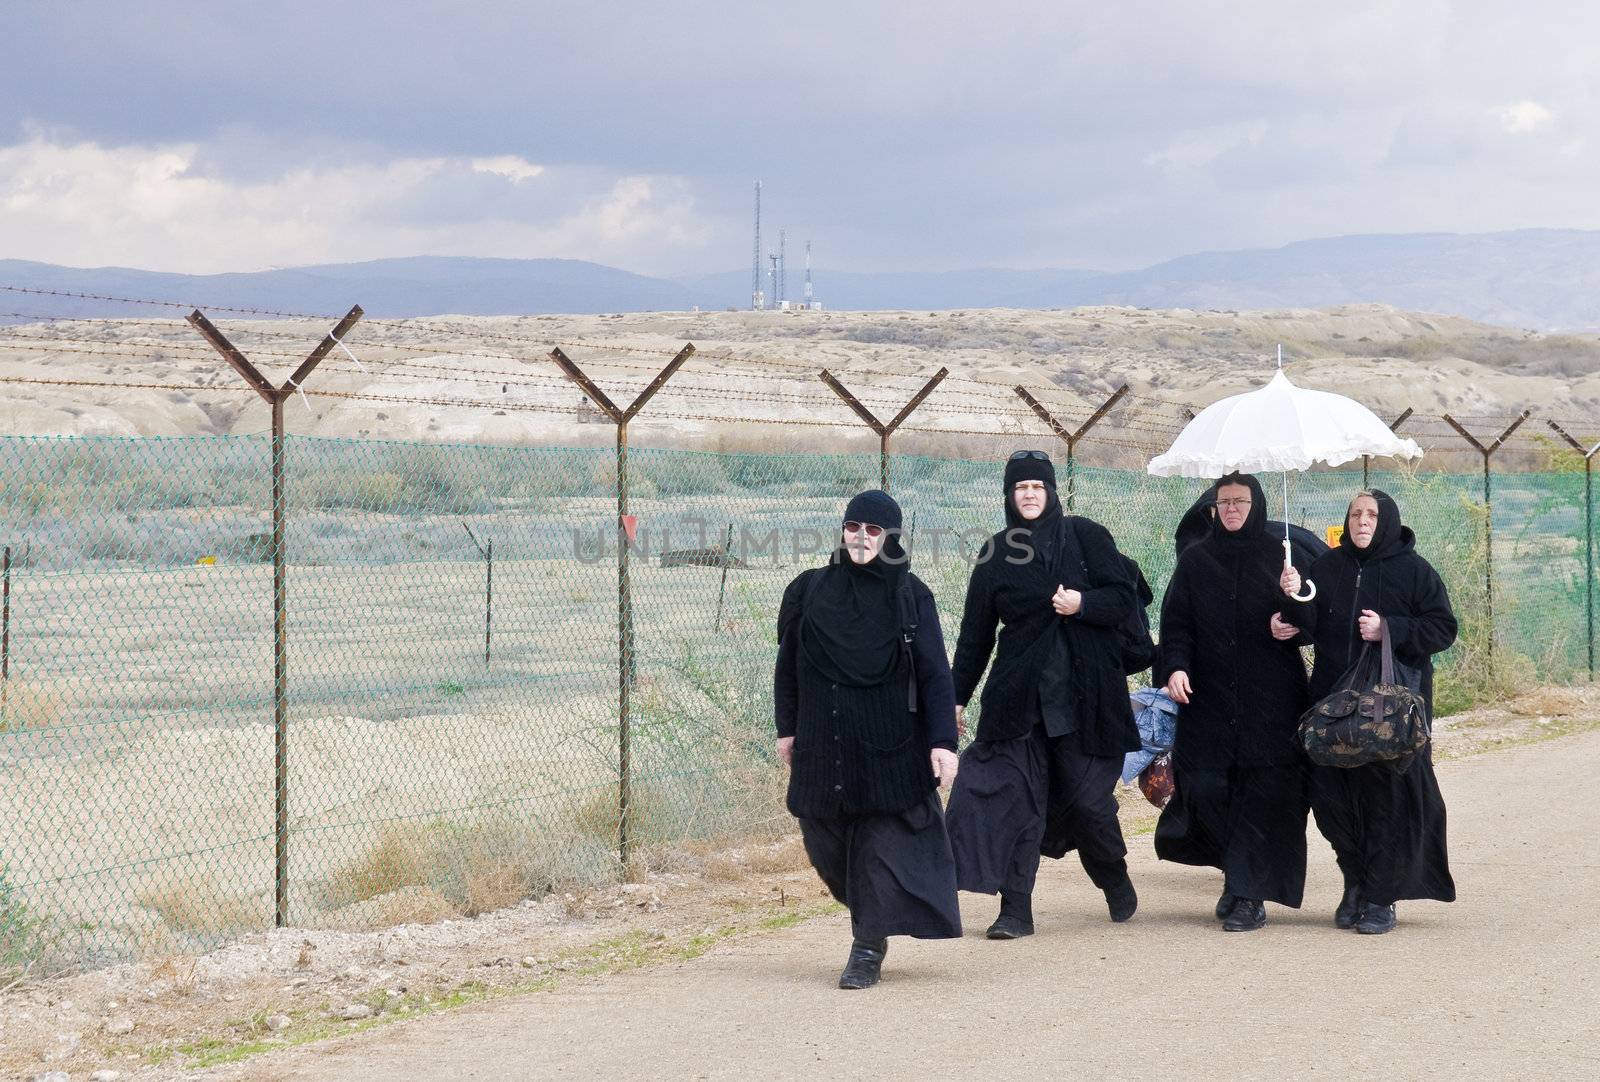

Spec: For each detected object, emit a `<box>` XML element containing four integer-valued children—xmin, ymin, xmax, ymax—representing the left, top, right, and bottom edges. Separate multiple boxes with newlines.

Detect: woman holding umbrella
<box><xmin>1155</xmin><ymin>472</ymin><xmax>1314</xmax><ymax>930</ymax></box>
<box><xmin>1280</xmin><ymin>489</ymin><xmax>1458</xmax><ymax>934</ymax></box>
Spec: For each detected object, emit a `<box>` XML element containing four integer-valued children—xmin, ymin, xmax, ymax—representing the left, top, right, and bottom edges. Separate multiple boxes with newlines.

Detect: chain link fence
<box><xmin>1</xmin><ymin>425</ymin><xmax>1588</xmax><ymax>974</ymax></box>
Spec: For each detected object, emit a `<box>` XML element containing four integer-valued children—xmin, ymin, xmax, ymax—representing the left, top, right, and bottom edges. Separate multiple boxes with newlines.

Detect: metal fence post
<box><xmin>1442</xmin><ymin>411</ymin><xmax>1530</xmax><ymax>673</ymax></box>
<box><xmin>187</xmin><ymin>305</ymin><xmax>364</xmax><ymax>928</ymax></box>
<box><xmin>1012</xmin><ymin>385</ymin><xmax>1128</xmax><ymax>513</ymax></box>
<box><xmin>1548</xmin><ymin>421</ymin><xmax>1600</xmax><ymax>677</ymax></box>
<box><xmin>550</xmin><ymin>343</ymin><xmax>695</xmax><ymax>872</ymax></box>
<box><xmin>818</xmin><ymin>368</ymin><xmax>948</xmax><ymax>493</ymax></box>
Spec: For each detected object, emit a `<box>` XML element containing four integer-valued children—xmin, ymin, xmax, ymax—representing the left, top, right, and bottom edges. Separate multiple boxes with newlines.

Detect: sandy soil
<box><xmin>2</xmin><ymin>305</ymin><xmax>1591</xmax><ymax>464</ymax></box>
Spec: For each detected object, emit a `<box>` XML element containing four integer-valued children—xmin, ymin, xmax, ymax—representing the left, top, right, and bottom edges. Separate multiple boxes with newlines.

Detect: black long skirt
<box><xmin>1155</xmin><ymin>761</ymin><xmax>1309</xmax><ymax>908</ymax></box>
<box><xmin>798</xmin><ymin>791</ymin><xmax>962</xmax><ymax>941</ymax></box>
<box><xmin>945</xmin><ymin>723</ymin><xmax>1128</xmax><ymax>898</ymax></box>
<box><xmin>1309</xmin><ymin>746</ymin><xmax>1456</xmax><ymax>906</ymax></box>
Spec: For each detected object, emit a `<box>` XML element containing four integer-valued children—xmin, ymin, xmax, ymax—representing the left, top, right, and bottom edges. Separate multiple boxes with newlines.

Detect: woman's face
<box><xmin>842</xmin><ymin>521</ymin><xmax>886</xmax><ymax>564</ymax></box>
<box><xmin>1012</xmin><ymin>480</ymin><xmax>1048</xmax><ymax>521</ymax></box>
<box><xmin>1347</xmin><ymin>495</ymin><xmax>1380</xmax><ymax>549</ymax></box>
<box><xmin>1216</xmin><ymin>482</ymin><xmax>1253</xmax><ymax>533</ymax></box>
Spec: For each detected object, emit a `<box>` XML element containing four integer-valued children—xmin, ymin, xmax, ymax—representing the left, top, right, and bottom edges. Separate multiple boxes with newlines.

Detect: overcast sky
<box><xmin>3</xmin><ymin>0</ymin><xmax>1597</xmax><ymax>276</ymax></box>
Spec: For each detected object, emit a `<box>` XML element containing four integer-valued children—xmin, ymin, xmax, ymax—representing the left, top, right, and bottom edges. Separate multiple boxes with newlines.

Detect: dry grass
<box><xmin>321</xmin><ymin>817</ymin><xmax>619</xmax><ymax>924</ymax></box>
<box><xmin>0</xmin><ymin>683</ymin><xmax>66</xmax><ymax>732</ymax></box>
<box><xmin>137</xmin><ymin>876</ymin><xmax>264</xmax><ymax>937</ymax></box>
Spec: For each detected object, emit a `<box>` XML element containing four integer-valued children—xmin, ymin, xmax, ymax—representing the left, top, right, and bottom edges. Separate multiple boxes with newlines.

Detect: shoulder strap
<box><xmin>899</xmin><ymin>578</ymin><xmax>920</xmax><ymax>713</ymax></box>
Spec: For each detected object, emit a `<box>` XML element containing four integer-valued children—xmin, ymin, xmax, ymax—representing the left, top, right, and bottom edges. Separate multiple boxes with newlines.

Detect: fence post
<box><xmin>549</xmin><ymin>343</ymin><xmax>695</xmax><ymax>873</ymax></box>
<box><xmin>817</xmin><ymin>368</ymin><xmax>948</xmax><ymax>492</ymax></box>
<box><xmin>1012</xmin><ymin>385</ymin><xmax>1129</xmax><ymax>512</ymax></box>
<box><xmin>462</xmin><ymin>524</ymin><xmax>493</xmax><ymax>667</ymax></box>
<box><xmin>2</xmin><ymin>545</ymin><xmax>10</xmax><ymax>722</ymax></box>
<box><xmin>1441</xmin><ymin>410</ymin><xmax>1530</xmax><ymax>673</ymax></box>
<box><xmin>187</xmin><ymin>304</ymin><xmax>364</xmax><ymax>929</ymax></box>
<box><xmin>714</xmin><ymin>522</ymin><xmax>734</xmax><ymax>631</ymax></box>
<box><xmin>1547</xmin><ymin>421</ymin><xmax>1600</xmax><ymax>678</ymax></box>
<box><xmin>1363</xmin><ymin>409</ymin><xmax>1414</xmax><ymax>489</ymax></box>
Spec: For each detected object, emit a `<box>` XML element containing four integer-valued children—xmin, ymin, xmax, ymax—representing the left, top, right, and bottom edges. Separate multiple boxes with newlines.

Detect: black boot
<box><xmin>1222</xmin><ymin>898</ymin><xmax>1266</xmax><ymax>932</ymax></box>
<box><xmin>1335</xmin><ymin>882</ymin><xmax>1365</xmax><ymax>930</ymax></box>
<box><xmin>1105</xmin><ymin>873</ymin><xmax>1138</xmax><ymax>923</ymax></box>
<box><xmin>1356</xmin><ymin>904</ymin><xmax>1397</xmax><ymax>935</ymax></box>
<box><xmin>985</xmin><ymin>890</ymin><xmax>1035</xmax><ymax>940</ymax></box>
<box><xmin>1214</xmin><ymin>890</ymin><xmax>1236</xmax><ymax>921</ymax></box>
<box><xmin>838</xmin><ymin>938</ymin><xmax>888</xmax><ymax>989</ymax></box>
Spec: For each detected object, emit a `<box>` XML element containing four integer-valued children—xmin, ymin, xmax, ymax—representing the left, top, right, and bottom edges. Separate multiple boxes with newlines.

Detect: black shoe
<box><xmin>985</xmin><ymin>913</ymin><xmax>1035</xmax><ymax>939</ymax></box>
<box><xmin>1215</xmin><ymin>890</ymin><xmax>1236</xmax><ymax>921</ymax></box>
<box><xmin>1356</xmin><ymin>904</ymin><xmax>1397</xmax><ymax>935</ymax></box>
<box><xmin>1222</xmin><ymin>898</ymin><xmax>1266</xmax><ymax>932</ymax></box>
<box><xmin>986</xmin><ymin>891</ymin><xmax>1034</xmax><ymax>939</ymax></box>
<box><xmin>1335</xmin><ymin>883</ymin><xmax>1365</xmax><ymax>930</ymax></box>
<box><xmin>838</xmin><ymin>938</ymin><xmax>888</xmax><ymax>989</ymax></box>
<box><xmin>1105</xmin><ymin>875</ymin><xmax>1138</xmax><ymax>923</ymax></box>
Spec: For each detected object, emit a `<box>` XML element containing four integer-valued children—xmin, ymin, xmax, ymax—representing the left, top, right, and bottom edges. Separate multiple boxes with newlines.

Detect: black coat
<box><xmin>1285</xmin><ymin>526</ymin><xmax>1457</xmax><ymax>716</ymax></box>
<box><xmin>1158</xmin><ymin>513</ymin><xmax>1312</xmax><ymax>770</ymax></box>
<box><xmin>775</xmin><ymin>571</ymin><xmax>957</xmax><ymax>819</ymax></box>
<box><xmin>951</xmin><ymin>516</ymin><xmax>1140</xmax><ymax>755</ymax></box>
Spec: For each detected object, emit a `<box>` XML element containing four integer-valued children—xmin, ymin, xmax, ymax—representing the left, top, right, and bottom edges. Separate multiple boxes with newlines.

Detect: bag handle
<box><xmin>1370</xmin><ymin>617</ymin><xmax>1395</xmax><ymax>724</ymax></box>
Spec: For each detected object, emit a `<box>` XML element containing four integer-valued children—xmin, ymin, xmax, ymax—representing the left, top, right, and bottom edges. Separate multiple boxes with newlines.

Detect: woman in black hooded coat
<box><xmin>945</xmin><ymin>450</ymin><xmax>1141</xmax><ymax>938</ymax></box>
<box><xmin>1155</xmin><ymin>472</ymin><xmax>1313</xmax><ymax>931</ymax></box>
<box><xmin>774</xmin><ymin>489</ymin><xmax>962</xmax><ymax>989</ymax></box>
<box><xmin>1281</xmin><ymin>489</ymin><xmax>1458</xmax><ymax>935</ymax></box>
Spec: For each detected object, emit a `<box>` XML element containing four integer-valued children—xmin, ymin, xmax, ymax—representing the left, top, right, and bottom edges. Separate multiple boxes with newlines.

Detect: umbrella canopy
<box><xmin>1147</xmin><ymin>369</ymin><xmax>1422</xmax><ymax>479</ymax></box>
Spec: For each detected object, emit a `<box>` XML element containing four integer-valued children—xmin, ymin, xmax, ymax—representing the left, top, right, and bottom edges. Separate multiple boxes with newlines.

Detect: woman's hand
<box><xmin>955</xmin><ymin>705</ymin><xmax>967</xmax><ymax>742</ymax></box>
<box><xmin>777</xmin><ymin>736</ymin><xmax>794</xmax><ymax>767</ymax></box>
<box><xmin>931</xmin><ymin>748</ymin><xmax>959</xmax><ymax>789</ymax></box>
<box><xmin>1269</xmin><ymin>613</ymin><xmax>1299</xmax><ymax>642</ymax></box>
<box><xmin>1280</xmin><ymin>565</ymin><xmax>1303</xmax><ymax>597</ymax></box>
<box><xmin>1165</xmin><ymin>670</ymin><xmax>1193</xmax><ymax>705</ymax></box>
<box><xmin>1052</xmin><ymin>584</ymin><xmax>1083</xmax><ymax>616</ymax></box>
<box><xmin>1359</xmin><ymin>609</ymin><xmax>1384</xmax><ymax>642</ymax></box>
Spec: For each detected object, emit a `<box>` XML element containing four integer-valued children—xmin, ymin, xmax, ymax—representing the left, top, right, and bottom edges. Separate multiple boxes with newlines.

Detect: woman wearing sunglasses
<box><xmin>945</xmin><ymin>450</ymin><xmax>1141</xmax><ymax>938</ymax></box>
<box><xmin>774</xmin><ymin>489</ymin><xmax>962</xmax><ymax>989</ymax></box>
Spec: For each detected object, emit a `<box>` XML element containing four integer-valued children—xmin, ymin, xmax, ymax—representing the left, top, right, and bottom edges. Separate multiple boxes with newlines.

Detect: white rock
<box><xmin>264</xmin><ymin>1014</ymin><xmax>292</xmax><ymax>1032</ymax></box>
<box><xmin>338</xmin><ymin>1003</ymin><xmax>373</xmax><ymax>1021</ymax></box>
<box><xmin>31</xmin><ymin>1072</ymin><xmax>70</xmax><ymax>1082</ymax></box>
<box><xmin>520</xmin><ymin>956</ymin><xmax>537</xmax><ymax>968</ymax></box>
<box><xmin>103</xmin><ymin>1017</ymin><xmax>136</xmax><ymax>1036</ymax></box>
<box><xmin>92</xmin><ymin>1071</ymin><xmax>122</xmax><ymax>1081</ymax></box>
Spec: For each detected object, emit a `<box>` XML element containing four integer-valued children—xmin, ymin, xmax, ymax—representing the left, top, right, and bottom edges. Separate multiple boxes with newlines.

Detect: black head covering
<box><xmin>1340</xmin><ymin>488</ymin><xmax>1406</xmax><ymax>563</ymax></box>
<box><xmin>1176</xmin><ymin>480</ymin><xmax>1329</xmax><ymax>563</ymax></box>
<box><xmin>1209</xmin><ymin>471</ymin><xmax>1268</xmax><ymax>545</ymax></box>
<box><xmin>798</xmin><ymin>489</ymin><xmax>909</xmax><ymax>687</ymax></box>
<box><xmin>1003</xmin><ymin>451</ymin><xmax>1064</xmax><ymax>534</ymax></box>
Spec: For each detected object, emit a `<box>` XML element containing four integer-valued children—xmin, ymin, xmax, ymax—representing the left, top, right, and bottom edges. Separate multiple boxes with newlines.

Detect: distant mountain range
<box><xmin>5</xmin><ymin>228</ymin><xmax>1599</xmax><ymax>329</ymax></box>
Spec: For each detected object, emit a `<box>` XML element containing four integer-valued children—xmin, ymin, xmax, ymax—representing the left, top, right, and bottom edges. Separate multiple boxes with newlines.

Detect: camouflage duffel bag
<box><xmin>1298</xmin><ymin>623</ymin><xmax>1429</xmax><ymax>769</ymax></box>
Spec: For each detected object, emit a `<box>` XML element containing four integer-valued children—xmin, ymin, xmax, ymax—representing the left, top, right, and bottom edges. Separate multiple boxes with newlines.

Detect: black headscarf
<box><xmin>1209</xmin><ymin>471</ymin><xmax>1268</xmax><ymax>547</ymax></box>
<box><xmin>1340</xmin><ymin>488</ymin><xmax>1406</xmax><ymax>563</ymax></box>
<box><xmin>1003</xmin><ymin>451</ymin><xmax>1064</xmax><ymax>536</ymax></box>
<box><xmin>798</xmin><ymin>489</ymin><xmax>909</xmax><ymax>688</ymax></box>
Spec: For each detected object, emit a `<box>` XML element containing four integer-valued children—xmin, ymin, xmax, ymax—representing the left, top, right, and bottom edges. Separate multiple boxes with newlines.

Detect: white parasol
<box><xmin>1147</xmin><ymin>348</ymin><xmax>1423</xmax><ymax>601</ymax></box>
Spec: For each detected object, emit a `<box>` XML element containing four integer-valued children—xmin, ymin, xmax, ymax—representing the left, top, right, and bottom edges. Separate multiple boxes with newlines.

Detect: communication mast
<box><xmin>751</xmin><ymin>181</ymin><xmax>764</xmax><ymax>310</ymax></box>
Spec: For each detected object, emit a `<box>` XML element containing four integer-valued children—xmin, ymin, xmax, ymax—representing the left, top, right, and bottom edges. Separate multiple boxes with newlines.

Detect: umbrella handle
<box><xmin>1283</xmin><ymin>539</ymin><xmax>1317</xmax><ymax>603</ymax></box>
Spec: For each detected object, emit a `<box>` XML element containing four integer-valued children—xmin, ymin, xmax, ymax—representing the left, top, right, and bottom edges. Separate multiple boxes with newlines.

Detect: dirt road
<box><xmin>222</xmin><ymin>730</ymin><xmax>1600</xmax><ymax>1080</ymax></box>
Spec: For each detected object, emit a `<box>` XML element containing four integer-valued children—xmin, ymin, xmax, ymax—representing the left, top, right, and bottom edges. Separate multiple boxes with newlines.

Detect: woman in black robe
<box><xmin>1281</xmin><ymin>489</ymin><xmax>1458</xmax><ymax>935</ymax></box>
<box><xmin>1155</xmin><ymin>471</ymin><xmax>1312</xmax><ymax>931</ymax></box>
<box><xmin>945</xmin><ymin>450</ymin><xmax>1140</xmax><ymax>938</ymax></box>
<box><xmin>774</xmin><ymin>489</ymin><xmax>961</xmax><ymax>989</ymax></box>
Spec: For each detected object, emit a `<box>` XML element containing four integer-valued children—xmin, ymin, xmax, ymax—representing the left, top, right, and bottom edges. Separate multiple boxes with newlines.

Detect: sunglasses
<box><xmin>1009</xmin><ymin>449</ymin><xmax>1052</xmax><ymax>462</ymax></box>
<box><xmin>843</xmin><ymin>521</ymin><xmax>885</xmax><ymax>538</ymax></box>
